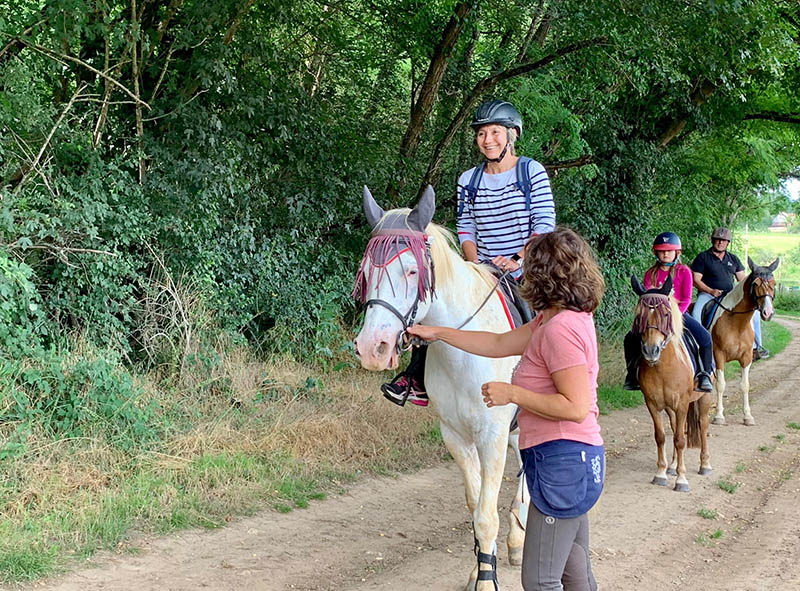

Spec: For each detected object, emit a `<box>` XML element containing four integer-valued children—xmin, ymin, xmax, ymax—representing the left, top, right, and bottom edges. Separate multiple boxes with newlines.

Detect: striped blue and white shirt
<box><xmin>456</xmin><ymin>158</ymin><xmax>555</xmax><ymax>263</ymax></box>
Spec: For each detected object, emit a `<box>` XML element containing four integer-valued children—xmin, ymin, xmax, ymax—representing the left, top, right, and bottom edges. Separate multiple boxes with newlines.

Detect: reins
<box><xmin>713</xmin><ymin>280</ymin><xmax>772</xmax><ymax>316</ymax></box>
<box><xmin>400</xmin><ymin>268</ymin><xmax>513</xmax><ymax>351</ymax></box>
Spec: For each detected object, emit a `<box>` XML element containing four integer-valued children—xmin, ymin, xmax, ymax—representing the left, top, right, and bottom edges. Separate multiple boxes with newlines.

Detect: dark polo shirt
<box><xmin>690</xmin><ymin>248</ymin><xmax>744</xmax><ymax>292</ymax></box>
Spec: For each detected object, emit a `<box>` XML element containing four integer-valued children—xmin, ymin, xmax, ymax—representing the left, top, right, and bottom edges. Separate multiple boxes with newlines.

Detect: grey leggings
<box><xmin>521</xmin><ymin>504</ymin><xmax>597</xmax><ymax>591</ymax></box>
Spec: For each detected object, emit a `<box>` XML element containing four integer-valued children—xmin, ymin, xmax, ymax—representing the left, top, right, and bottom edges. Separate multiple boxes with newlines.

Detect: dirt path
<box><xmin>12</xmin><ymin>319</ymin><xmax>800</xmax><ymax>591</ymax></box>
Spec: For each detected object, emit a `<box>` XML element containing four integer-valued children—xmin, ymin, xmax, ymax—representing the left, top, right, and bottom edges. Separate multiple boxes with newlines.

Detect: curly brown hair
<box><xmin>518</xmin><ymin>227</ymin><xmax>605</xmax><ymax>313</ymax></box>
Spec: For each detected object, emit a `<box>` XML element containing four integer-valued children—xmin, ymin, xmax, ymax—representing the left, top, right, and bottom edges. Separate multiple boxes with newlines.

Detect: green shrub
<box><xmin>0</xmin><ymin>352</ymin><xmax>159</xmax><ymax>457</ymax></box>
<box><xmin>775</xmin><ymin>290</ymin><xmax>800</xmax><ymax>312</ymax></box>
<box><xmin>0</xmin><ymin>252</ymin><xmax>45</xmax><ymax>357</ymax></box>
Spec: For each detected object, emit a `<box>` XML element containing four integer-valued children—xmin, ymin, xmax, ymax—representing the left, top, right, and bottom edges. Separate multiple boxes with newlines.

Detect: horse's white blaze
<box><xmin>761</xmin><ymin>294</ymin><xmax>774</xmax><ymax>320</ymax></box>
<box><xmin>355</xmin><ymin>224</ymin><xmax>527</xmax><ymax>588</ymax></box>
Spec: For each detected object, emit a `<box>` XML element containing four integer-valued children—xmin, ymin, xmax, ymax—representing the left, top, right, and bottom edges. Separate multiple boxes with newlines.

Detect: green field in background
<box><xmin>734</xmin><ymin>231</ymin><xmax>800</xmax><ymax>287</ymax></box>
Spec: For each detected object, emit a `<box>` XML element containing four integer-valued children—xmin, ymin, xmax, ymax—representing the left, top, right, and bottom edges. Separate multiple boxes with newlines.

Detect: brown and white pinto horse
<box><xmin>631</xmin><ymin>275</ymin><xmax>712</xmax><ymax>492</ymax></box>
<box><xmin>707</xmin><ymin>257</ymin><xmax>779</xmax><ymax>426</ymax></box>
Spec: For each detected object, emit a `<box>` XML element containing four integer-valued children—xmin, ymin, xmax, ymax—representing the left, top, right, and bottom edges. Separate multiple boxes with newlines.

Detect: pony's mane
<box><xmin>424</xmin><ymin>221</ymin><xmax>496</xmax><ymax>292</ymax></box>
<box><xmin>720</xmin><ymin>275</ymin><xmax>747</xmax><ymax>310</ymax></box>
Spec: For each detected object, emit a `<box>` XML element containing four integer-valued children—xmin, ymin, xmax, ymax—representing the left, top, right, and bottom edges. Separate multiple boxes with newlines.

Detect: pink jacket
<box><xmin>643</xmin><ymin>264</ymin><xmax>693</xmax><ymax>314</ymax></box>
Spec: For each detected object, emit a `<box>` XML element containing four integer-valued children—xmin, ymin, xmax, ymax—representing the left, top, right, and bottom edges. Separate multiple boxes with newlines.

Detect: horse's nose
<box><xmin>375</xmin><ymin>341</ymin><xmax>390</xmax><ymax>359</ymax></box>
<box><xmin>353</xmin><ymin>339</ymin><xmax>361</xmax><ymax>358</ymax></box>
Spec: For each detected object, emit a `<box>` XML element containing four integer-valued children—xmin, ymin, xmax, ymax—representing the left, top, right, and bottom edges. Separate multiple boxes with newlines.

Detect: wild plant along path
<box><xmin>15</xmin><ymin>318</ymin><xmax>800</xmax><ymax>591</ymax></box>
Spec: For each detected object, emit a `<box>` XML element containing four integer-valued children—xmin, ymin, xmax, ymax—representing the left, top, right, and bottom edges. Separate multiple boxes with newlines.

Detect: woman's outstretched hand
<box><xmin>481</xmin><ymin>381</ymin><xmax>515</xmax><ymax>407</ymax></box>
<box><xmin>406</xmin><ymin>324</ymin><xmax>441</xmax><ymax>342</ymax></box>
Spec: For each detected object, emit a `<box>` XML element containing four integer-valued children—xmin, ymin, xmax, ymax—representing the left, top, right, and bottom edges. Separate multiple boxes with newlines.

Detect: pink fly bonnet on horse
<box><xmin>630</xmin><ymin>275</ymin><xmax>675</xmax><ymax>337</ymax></box>
<box><xmin>352</xmin><ymin>185</ymin><xmax>436</xmax><ymax>303</ymax></box>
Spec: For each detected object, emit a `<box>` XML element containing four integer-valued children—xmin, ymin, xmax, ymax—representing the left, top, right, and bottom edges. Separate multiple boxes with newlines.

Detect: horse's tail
<box><xmin>686</xmin><ymin>400</ymin><xmax>703</xmax><ymax>448</ymax></box>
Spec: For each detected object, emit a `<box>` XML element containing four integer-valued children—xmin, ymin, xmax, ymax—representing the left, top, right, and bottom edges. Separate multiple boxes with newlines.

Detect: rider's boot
<box><xmin>696</xmin><ymin>341</ymin><xmax>714</xmax><ymax>392</ymax></box>
<box><xmin>622</xmin><ymin>331</ymin><xmax>640</xmax><ymax>391</ymax></box>
<box><xmin>380</xmin><ymin>346</ymin><xmax>429</xmax><ymax>407</ymax></box>
<box><xmin>381</xmin><ymin>374</ymin><xmax>428</xmax><ymax>407</ymax></box>
<box><xmin>695</xmin><ymin>372</ymin><xmax>713</xmax><ymax>392</ymax></box>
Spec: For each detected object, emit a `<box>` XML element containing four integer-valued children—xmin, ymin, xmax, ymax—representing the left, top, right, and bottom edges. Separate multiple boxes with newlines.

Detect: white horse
<box><xmin>353</xmin><ymin>185</ymin><xmax>527</xmax><ymax>591</ymax></box>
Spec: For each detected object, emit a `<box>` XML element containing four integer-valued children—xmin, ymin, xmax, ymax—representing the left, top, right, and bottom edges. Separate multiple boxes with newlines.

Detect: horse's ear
<box><xmin>768</xmin><ymin>257</ymin><xmax>780</xmax><ymax>273</ymax></box>
<box><xmin>363</xmin><ymin>185</ymin><xmax>385</xmax><ymax>229</ymax></box>
<box><xmin>408</xmin><ymin>185</ymin><xmax>436</xmax><ymax>232</ymax></box>
<box><xmin>659</xmin><ymin>274</ymin><xmax>673</xmax><ymax>296</ymax></box>
<box><xmin>748</xmin><ymin>256</ymin><xmax>756</xmax><ymax>272</ymax></box>
<box><xmin>631</xmin><ymin>275</ymin><xmax>646</xmax><ymax>296</ymax></box>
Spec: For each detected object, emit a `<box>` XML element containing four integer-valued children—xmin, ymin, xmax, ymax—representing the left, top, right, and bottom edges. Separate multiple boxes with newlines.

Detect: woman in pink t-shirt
<box><xmin>622</xmin><ymin>232</ymin><xmax>713</xmax><ymax>392</ymax></box>
<box><xmin>408</xmin><ymin>227</ymin><xmax>604</xmax><ymax>591</ymax></box>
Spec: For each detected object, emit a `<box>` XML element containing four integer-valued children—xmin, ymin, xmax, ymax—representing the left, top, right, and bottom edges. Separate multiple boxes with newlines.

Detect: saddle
<box><xmin>700</xmin><ymin>295</ymin><xmax>726</xmax><ymax>329</ymax></box>
<box><xmin>495</xmin><ymin>272</ymin><xmax>532</xmax><ymax>328</ymax></box>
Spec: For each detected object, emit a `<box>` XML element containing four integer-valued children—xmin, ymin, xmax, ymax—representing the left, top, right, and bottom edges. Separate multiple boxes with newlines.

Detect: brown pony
<box><xmin>631</xmin><ymin>275</ymin><xmax>712</xmax><ymax>492</ymax></box>
<box><xmin>707</xmin><ymin>257</ymin><xmax>779</xmax><ymax>426</ymax></box>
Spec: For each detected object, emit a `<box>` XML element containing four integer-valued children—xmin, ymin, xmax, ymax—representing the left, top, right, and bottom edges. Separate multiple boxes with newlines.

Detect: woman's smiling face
<box><xmin>476</xmin><ymin>124</ymin><xmax>508</xmax><ymax>160</ymax></box>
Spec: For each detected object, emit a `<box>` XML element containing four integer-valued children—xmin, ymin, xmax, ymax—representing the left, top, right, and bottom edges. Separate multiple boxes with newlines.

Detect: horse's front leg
<box><xmin>506</xmin><ymin>429</ymin><xmax>527</xmax><ymax>566</ymax></box>
<box><xmin>664</xmin><ymin>408</ymin><xmax>678</xmax><ymax>475</ymax></box>
<box><xmin>698</xmin><ymin>392</ymin><xmax>713</xmax><ymax>475</ymax></box>
<box><xmin>712</xmin><ymin>351</ymin><xmax>727</xmax><ymax>425</ymax></box>
<box><xmin>439</xmin><ymin>424</ymin><xmax>483</xmax><ymax>590</ymax></box>
<box><xmin>673</xmin><ymin>402</ymin><xmax>690</xmax><ymax>492</ymax></box>
<box><xmin>741</xmin><ymin>362</ymin><xmax>754</xmax><ymax>426</ymax></box>
<box><xmin>472</xmin><ymin>426</ymin><xmax>510</xmax><ymax>591</ymax></box>
<box><xmin>645</xmin><ymin>399</ymin><xmax>668</xmax><ymax>486</ymax></box>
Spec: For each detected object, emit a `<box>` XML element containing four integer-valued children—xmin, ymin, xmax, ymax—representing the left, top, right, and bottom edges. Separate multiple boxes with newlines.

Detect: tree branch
<box><xmin>4</xmin><ymin>35</ymin><xmax>151</xmax><ymax>110</ymax></box>
<box><xmin>417</xmin><ymin>36</ymin><xmax>606</xmax><ymax>198</ymax></box>
<box><xmin>543</xmin><ymin>154</ymin><xmax>594</xmax><ymax>172</ymax></box>
<box><xmin>388</xmin><ymin>0</ymin><xmax>477</xmax><ymax>200</ymax></box>
<box><xmin>13</xmin><ymin>83</ymin><xmax>87</xmax><ymax>194</ymax></box>
<box><xmin>744</xmin><ymin>111</ymin><xmax>800</xmax><ymax>125</ymax></box>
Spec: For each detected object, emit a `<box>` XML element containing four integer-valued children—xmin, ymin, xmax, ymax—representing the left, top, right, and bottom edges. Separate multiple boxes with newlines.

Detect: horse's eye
<box><xmin>408</xmin><ymin>269</ymin><xmax>418</xmax><ymax>276</ymax></box>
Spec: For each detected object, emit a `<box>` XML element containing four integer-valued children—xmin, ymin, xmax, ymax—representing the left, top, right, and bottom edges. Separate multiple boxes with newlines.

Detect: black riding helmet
<box><xmin>470</xmin><ymin>100</ymin><xmax>523</xmax><ymax>137</ymax></box>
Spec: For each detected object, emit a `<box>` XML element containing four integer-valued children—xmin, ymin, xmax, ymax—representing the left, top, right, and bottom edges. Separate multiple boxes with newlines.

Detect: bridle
<box><xmin>714</xmin><ymin>275</ymin><xmax>774</xmax><ymax>315</ymax></box>
<box><xmin>639</xmin><ymin>305</ymin><xmax>672</xmax><ymax>356</ymax></box>
<box><xmin>364</xmin><ymin>243</ymin><xmax>434</xmax><ymax>353</ymax></box>
<box><xmin>364</xmin><ymin>241</ymin><xmax>512</xmax><ymax>353</ymax></box>
<box><xmin>365</xmin><ymin>290</ymin><xmax>424</xmax><ymax>352</ymax></box>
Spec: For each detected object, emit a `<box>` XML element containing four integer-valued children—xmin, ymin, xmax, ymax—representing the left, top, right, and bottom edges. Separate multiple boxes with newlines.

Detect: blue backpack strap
<box><xmin>515</xmin><ymin>156</ymin><xmax>533</xmax><ymax>234</ymax></box>
<box><xmin>458</xmin><ymin>162</ymin><xmax>486</xmax><ymax>217</ymax></box>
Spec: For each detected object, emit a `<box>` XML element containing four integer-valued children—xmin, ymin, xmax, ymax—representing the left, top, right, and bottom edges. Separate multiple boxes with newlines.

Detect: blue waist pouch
<box><xmin>521</xmin><ymin>439</ymin><xmax>605</xmax><ymax>519</ymax></box>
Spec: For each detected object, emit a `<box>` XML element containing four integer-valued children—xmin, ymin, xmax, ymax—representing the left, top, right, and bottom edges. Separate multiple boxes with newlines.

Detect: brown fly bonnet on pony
<box><xmin>630</xmin><ymin>275</ymin><xmax>675</xmax><ymax>338</ymax></box>
<box><xmin>352</xmin><ymin>186</ymin><xmax>436</xmax><ymax>303</ymax></box>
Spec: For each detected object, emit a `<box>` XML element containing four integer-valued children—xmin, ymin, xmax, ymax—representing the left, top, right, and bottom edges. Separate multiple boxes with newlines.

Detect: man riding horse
<box><xmin>690</xmin><ymin>227</ymin><xmax>770</xmax><ymax>360</ymax></box>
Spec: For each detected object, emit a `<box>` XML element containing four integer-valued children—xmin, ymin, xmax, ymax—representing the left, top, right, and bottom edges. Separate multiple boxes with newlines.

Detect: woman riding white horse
<box><xmin>380</xmin><ymin>99</ymin><xmax>555</xmax><ymax>407</ymax></box>
<box><xmin>353</xmin><ymin>186</ymin><xmax>527</xmax><ymax>590</ymax></box>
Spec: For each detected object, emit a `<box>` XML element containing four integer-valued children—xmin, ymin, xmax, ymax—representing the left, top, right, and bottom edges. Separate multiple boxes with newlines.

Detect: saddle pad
<box><xmin>682</xmin><ymin>330</ymin><xmax>700</xmax><ymax>375</ymax></box>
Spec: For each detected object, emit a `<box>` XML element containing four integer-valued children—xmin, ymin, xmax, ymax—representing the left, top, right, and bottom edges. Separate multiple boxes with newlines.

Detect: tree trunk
<box><xmin>387</xmin><ymin>0</ymin><xmax>477</xmax><ymax>202</ymax></box>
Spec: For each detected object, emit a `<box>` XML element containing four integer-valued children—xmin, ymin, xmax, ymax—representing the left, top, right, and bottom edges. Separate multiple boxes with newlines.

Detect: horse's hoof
<box><xmin>712</xmin><ymin>416</ymin><xmax>725</xmax><ymax>425</ymax></box>
<box><xmin>674</xmin><ymin>482</ymin><xmax>690</xmax><ymax>493</ymax></box>
<box><xmin>667</xmin><ymin>468</ymin><xmax>677</xmax><ymax>476</ymax></box>
<box><xmin>651</xmin><ymin>476</ymin><xmax>668</xmax><ymax>486</ymax></box>
<box><xmin>699</xmin><ymin>467</ymin><xmax>713</xmax><ymax>476</ymax></box>
<box><xmin>508</xmin><ymin>545</ymin><xmax>523</xmax><ymax>567</ymax></box>
<box><xmin>743</xmin><ymin>417</ymin><xmax>755</xmax><ymax>426</ymax></box>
